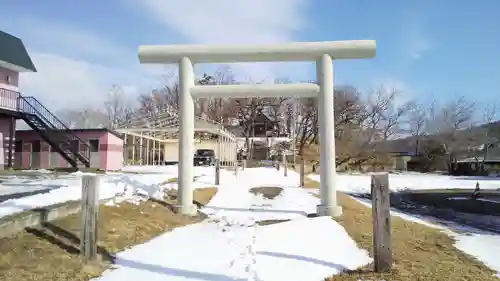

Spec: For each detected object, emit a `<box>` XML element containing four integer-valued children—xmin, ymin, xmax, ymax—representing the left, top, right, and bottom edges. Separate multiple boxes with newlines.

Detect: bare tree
<box><xmin>336</xmin><ymin>87</ymin><xmax>406</xmax><ymax>168</ymax></box>
<box><xmin>408</xmin><ymin>102</ymin><xmax>427</xmax><ymax>155</ymax></box>
<box><xmin>195</xmin><ymin>67</ymin><xmax>237</xmax><ymax>122</ymax></box>
<box><xmin>57</xmin><ymin>108</ymin><xmax>109</xmax><ymax>128</ymax></box>
<box><xmin>294</xmin><ymin>86</ymin><xmax>375</xmax><ymax>166</ymax></box>
<box><xmin>476</xmin><ymin>102</ymin><xmax>499</xmax><ymax>161</ymax></box>
<box><xmin>139</xmin><ymin>66</ymin><xmax>237</xmax><ymax>123</ymax></box>
<box><xmin>426</xmin><ymin>96</ymin><xmax>476</xmax><ymax>171</ymax></box>
<box><xmin>232</xmin><ymin>96</ymin><xmax>288</xmax><ymax>159</ymax></box>
<box><xmin>295</xmin><ymin>97</ymin><xmax>318</xmax><ymax>155</ymax></box>
<box><xmin>104</xmin><ymin>85</ymin><xmax>135</xmax><ymax>128</ymax></box>
<box><xmin>222</xmin><ymin>77</ymin><xmax>290</xmax><ymax>140</ymax></box>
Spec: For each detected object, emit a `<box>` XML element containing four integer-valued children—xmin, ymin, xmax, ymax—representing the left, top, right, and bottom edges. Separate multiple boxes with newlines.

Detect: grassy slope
<box><xmin>0</xmin><ymin>187</ymin><xmax>218</xmax><ymax>281</ymax></box>
<box><xmin>303</xmin><ymin>180</ymin><xmax>497</xmax><ymax>281</ymax></box>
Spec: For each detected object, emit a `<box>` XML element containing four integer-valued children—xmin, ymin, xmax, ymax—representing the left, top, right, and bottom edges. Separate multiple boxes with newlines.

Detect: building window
<box><xmin>15</xmin><ymin>140</ymin><xmax>22</xmax><ymax>152</ymax></box>
<box><xmin>32</xmin><ymin>140</ymin><xmax>41</xmax><ymax>153</ymax></box>
<box><xmin>255</xmin><ymin>126</ymin><xmax>265</xmax><ymax>135</ymax></box>
<box><xmin>6</xmin><ymin>75</ymin><xmax>11</xmax><ymax>84</ymax></box>
<box><xmin>89</xmin><ymin>139</ymin><xmax>99</xmax><ymax>152</ymax></box>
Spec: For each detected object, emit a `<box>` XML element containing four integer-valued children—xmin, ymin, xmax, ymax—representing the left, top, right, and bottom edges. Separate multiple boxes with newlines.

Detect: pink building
<box><xmin>0</xmin><ymin>30</ymin><xmax>124</xmax><ymax>170</ymax></box>
<box><xmin>14</xmin><ymin>129</ymin><xmax>124</xmax><ymax>170</ymax></box>
<box><xmin>0</xmin><ymin>29</ymin><xmax>37</xmax><ymax>169</ymax></box>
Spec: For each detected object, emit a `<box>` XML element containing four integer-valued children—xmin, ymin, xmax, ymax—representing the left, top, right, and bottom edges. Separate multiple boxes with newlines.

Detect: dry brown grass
<box><xmin>302</xmin><ymin>180</ymin><xmax>497</xmax><ymax>281</ymax></box>
<box><xmin>303</xmin><ymin>178</ymin><xmax>321</xmax><ymax>188</ymax></box>
<box><xmin>0</xmin><ymin>187</ymin><xmax>218</xmax><ymax>281</ymax></box>
<box><xmin>301</xmin><ymin>144</ymin><xmax>320</xmax><ymax>163</ymax></box>
<box><xmin>163</xmin><ymin>177</ymin><xmax>178</xmax><ymax>184</ymax></box>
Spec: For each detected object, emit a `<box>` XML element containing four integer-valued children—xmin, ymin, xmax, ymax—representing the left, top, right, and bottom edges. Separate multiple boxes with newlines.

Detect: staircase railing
<box><xmin>0</xmin><ymin>87</ymin><xmax>20</xmax><ymax>110</ymax></box>
<box><xmin>17</xmin><ymin>96</ymin><xmax>91</xmax><ymax>162</ymax></box>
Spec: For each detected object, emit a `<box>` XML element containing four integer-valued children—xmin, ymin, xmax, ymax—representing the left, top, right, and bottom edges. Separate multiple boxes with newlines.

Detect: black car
<box><xmin>193</xmin><ymin>149</ymin><xmax>216</xmax><ymax>166</ymax></box>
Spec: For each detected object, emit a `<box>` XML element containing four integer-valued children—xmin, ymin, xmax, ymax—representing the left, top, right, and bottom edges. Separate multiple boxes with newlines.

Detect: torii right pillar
<box><xmin>316</xmin><ymin>53</ymin><xmax>342</xmax><ymax>217</ymax></box>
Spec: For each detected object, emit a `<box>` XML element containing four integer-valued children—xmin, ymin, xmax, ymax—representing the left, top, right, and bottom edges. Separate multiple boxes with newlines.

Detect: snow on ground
<box><xmin>93</xmin><ymin>167</ymin><xmax>372</xmax><ymax>281</ymax></box>
<box><xmin>9</xmin><ymin>166</ymin><xmax>500</xmax><ymax>278</ymax></box>
<box><xmin>18</xmin><ymin>169</ymin><xmax>53</xmax><ymax>174</ymax></box>
<box><xmin>0</xmin><ymin>165</ymin><xmax>217</xmax><ymax>218</ymax></box>
<box><xmin>448</xmin><ymin>197</ymin><xmax>500</xmax><ymax>203</ymax></box>
<box><xmin>0</xmin><ymin>172</ymin><xmax>61</xmax><ymax>196</ymax></box>
<box><xmin>309</xmin><ymin>172</ymin><xmax>500</xmax><ymax>193</ymax></box>
<box><xmin>455</xmin><ymin>234</ymin><xmax>500</xmax><ymax>277</ymax></box>
<box><xmin>203</xmin><ymin>168</ymin><xmax>316</xmax><ymax>222</ymax></box>
<box><xmin>0</xmin><ymin>183</ymin><xmax>54</xmax><ymax>197</ymax></box>
<box><xmin>308</xmin><ymin>173</ymin><xmax>500</xmax><ymax>276</ymax></box>
<box><xmin>120</xmin><ymin>165</ymin><xmax>180</xmax><ymax>174</ymax></box>
<box><xmin>0</xmin><ymin>174</ymin><xmax>126</xmax><ymax>218</ymax></box>
<box><xmin>94</xmin><ymin>218</ymin><xmax>370</xmax><ymax>281</ymax></box>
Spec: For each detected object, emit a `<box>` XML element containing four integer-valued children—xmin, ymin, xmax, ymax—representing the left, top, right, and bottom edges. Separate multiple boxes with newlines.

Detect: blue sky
<box><xmin>1</xmin><ymin>0</ymin><xmax>499</xmax><ymax>110</ymax></box>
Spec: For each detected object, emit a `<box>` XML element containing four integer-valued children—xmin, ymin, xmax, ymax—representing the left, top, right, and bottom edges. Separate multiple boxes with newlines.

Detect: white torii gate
<box><xmin>138</xmin><ymin>40</ymin><xmax>376</xmax><ymax>216</ymax></box>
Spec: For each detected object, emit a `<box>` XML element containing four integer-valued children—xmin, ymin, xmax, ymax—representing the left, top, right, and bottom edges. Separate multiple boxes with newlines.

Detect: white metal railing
<box><xmin>0</xmin><ymin>87</ymin><xmax>20</xmax><ymax>111</ymax></box>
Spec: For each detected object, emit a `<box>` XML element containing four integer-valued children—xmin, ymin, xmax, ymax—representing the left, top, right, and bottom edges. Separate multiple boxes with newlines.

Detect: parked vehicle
<box><xmin>193</xmin><ymin>149</ymin><xmax>216</xmax><ymax>166</ymax></box>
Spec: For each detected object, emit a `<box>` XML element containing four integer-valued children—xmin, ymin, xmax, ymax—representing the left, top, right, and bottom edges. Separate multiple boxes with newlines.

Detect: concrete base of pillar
<box><xmin>316</xmin><ymin>204</ymin><xmax>343</xmax><ymax>217</ymax></box>
<box><xmin>173</xmin><ymin>204</ymin><xmax>198</xmax><ymax>216</ymax></box>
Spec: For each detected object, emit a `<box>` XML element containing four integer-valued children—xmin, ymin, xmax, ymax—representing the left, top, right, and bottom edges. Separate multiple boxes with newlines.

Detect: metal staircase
<box><xmin>17</xmin><ymin>96</ymin><xmax>91</xmax><ymax>168</ymax></box>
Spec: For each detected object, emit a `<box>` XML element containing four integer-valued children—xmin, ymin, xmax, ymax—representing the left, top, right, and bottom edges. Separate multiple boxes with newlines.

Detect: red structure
<box><xmin>14</xmin><ymin>129</ymin><xmax>124</xmax><ymax>170</ymax></box>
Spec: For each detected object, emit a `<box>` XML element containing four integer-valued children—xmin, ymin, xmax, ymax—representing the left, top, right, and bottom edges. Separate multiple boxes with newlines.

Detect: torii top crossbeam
<box><xmin>138</xmin><ymin>40</ymin><xmax>376</xmax><ymax>63</ymax></box>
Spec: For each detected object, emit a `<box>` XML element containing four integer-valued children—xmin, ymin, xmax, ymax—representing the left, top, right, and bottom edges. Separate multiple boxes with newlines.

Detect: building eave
<box><xmin>0</xmin><ymin>30</ymin><xmax>37</xmax><ymax>72</ymax></box>
<box><xmin>0</xmin><ymin>59</ymin><xmax>36</xmax><ymax>73</ymax></box>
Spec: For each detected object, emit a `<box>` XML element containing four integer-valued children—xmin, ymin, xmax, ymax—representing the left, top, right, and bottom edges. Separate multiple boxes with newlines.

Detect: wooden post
<box><xmin>371</xmin><ymin>173</ymin><xmax>392</xmax><ymax>272</ymax></box>
<box><xmin>80</xmin><ymin>175</ymin><xmax>100</xmax><ymax>261</ymax></box>
<box><xmin>215</xmin><ymin>158</ymin><xmax>220</xmax><ymax>185</ymax></box>
<box><xmin>300</xmin><ymin>157</ymin><xmax>305</xmax><ymax>187</ymax></box>
<box><xmin>234</xmin><ymin>161</ymin><xmax>239</xmax><ymax>176</ymax></box>
<box><xmin>283</xmin><ymin>154</ymin><xmax>288</xmax><ymax>177</ymax></box>
<box><xmin>123</xmin><ymin>133</ymin><xmax>128</xmax><ymax>166</ymax></box>
<box><xmin>131</xmin><ymin>135</ymin><xmax>136</xmax><ymax>164</ymax></box>
<box><xmin>139</xmin><ymin>135</ymin><xmax>144</xmax><ymax>164</ymax></box>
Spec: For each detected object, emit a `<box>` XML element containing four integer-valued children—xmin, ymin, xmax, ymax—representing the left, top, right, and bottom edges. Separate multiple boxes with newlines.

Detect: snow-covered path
<box><xmin>93</xmin><ymin>168</ymin><xmax>371</xmax><ymax>281</ymax></box>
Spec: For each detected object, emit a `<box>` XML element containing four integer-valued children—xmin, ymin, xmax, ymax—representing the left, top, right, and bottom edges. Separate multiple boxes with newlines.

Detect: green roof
<box><xmin>0</xmin><ymin>30</ymin><xmax>36</xmax><ymax>72</ymax></box>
